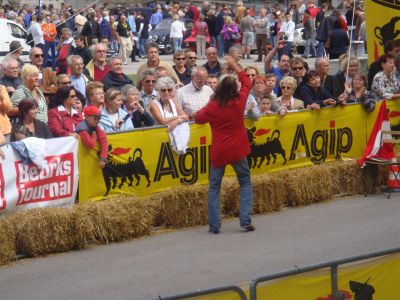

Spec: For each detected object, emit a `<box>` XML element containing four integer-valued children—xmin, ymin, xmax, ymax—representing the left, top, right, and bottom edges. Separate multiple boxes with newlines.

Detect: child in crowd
<box><xmin>76</xmin><ymin>106</ymin><xmax>108</xmax><ymax>169</ymax></box>
<box><xmin>259</xmin><ymin>94</ymin><xmax>274</xmax><ymax>116</ymax></box>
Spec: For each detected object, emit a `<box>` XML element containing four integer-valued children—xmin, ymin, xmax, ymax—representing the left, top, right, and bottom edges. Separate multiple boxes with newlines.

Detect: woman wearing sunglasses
<box><xmin>47</xmin><ymin>86</ymin><xmax>83</xmax><ymax>137</ymax></box>
<box><xmin>149</xmin><ymin>76</ymin><xmax>188</xmax><ymax>132</ymax></box>
<box><xmin>275</xmin><ymin>76</ymin><xmax>304</xmax><ymax>117</ymax></box>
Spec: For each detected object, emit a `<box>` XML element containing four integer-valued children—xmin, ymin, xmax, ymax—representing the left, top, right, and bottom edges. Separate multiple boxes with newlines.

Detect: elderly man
<box><xmin>229</xmin><ymin>45</ymin><xmax>243</xmax><ymax>63</ymax></box>
<box><xmin>176</xmin><ymin>66</ymin><xmax>213</xmax><ymax>119</ymax></box>
<box><xmin>203</xmin><ymin>47</ymin><xmax>221</xmax><ymax>77</ymax></box>
<box><xmin>136</xmin><ymin>43</ymin><xmax>180</xmax><ymax>85</ymax></box>
<box><xmin>315</xmin><ymin>58</ymin><xmax>341</xmax><ymax>98</ymax></box>
<box><xmin>86</xmin><ymin>43</ymin><xmax>110</xmax><ymax>82</ymax></box>
<box><xmin>0</xmin><ymin>59</ymin><xmax>22</xmax><ymax>96</ymax></box>
<box><xmin>67</xmin><ymin>55</ymin><xmax>91</xmax><ymax>98</ymax></box>
<box><xmin>29</xmin><ymin>47</ymin><xmax>57</xmax><ymax>96</ymax></box>
<box><xmin>103</xmin><ymin>56</ymin><xmax>133</xmax><ymax>91</ymax></box>
<box><xmin>138</xmin><ymin>69</ymin><xmax>158</xmax><ymax>108</ymax></box>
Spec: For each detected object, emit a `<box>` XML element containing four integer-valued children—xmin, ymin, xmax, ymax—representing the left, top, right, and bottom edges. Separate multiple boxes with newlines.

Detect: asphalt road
<box><xmin>0</xmin><ymin>194</ymin><xmax>399</xmax><ymax>300</ymax></box>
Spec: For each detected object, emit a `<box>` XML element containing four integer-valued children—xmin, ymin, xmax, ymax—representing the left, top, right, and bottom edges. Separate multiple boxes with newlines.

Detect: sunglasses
<box><xmin>281</xmin><ymin>86</ymin><xmax>291</xmax><ymax>90</ymax></box>
<box><xmin>292</xmin><ymin>67</ymin><xmax>304</xmax><ymax>71</ymax></box>
<box><xmin>160</xmin><ymin>88</ymin><xmax>173</xmax><ymax>92</ymax></box>
<box><xmin>188</xmin><ymin>57</ymin><xmax>197</xmax><ymax>60</ymax></box>
<box><xmin>61</xmin><ymin>81</ymin><xmax>72</xmax><ymax>85</ymax></box>
<box><xmin>34</xmin><ymin>54</ymin><xmax>44</xmax><ymax>58</ymax></box>
<box><xmin>145</xmin><ymin>80</ymin><xmax>156</xmax><ymax>84</ymax></box>
<box><xmin>175</xmin><ymin>57</ymin><xmax>185</xmax><ymax>61</ymax></box>
<box><xmin>91</xmin><ymin>115</ymin><xmax>101</xmax><ymax>120</ymax></box>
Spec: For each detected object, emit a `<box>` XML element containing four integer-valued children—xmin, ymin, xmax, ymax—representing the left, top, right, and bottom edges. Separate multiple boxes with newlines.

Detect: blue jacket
<box><xmin>297</xmin><ymin>84</ymin><xmax>336</xmax><ymax>107</ymax></box>
<box><xmin>99</xmin><ymin>108</ymin><xmax>134</xmax><ymax>133</ymax></box>
<box><xmin>100</xmin><ymin>19</ymin><xmax>112</xmax><ymax>41</ymax></box>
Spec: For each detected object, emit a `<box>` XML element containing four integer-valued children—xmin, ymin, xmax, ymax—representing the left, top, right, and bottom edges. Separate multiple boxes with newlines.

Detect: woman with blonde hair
<box><xmin>170</xmin><ymin>14</ymin><xmax>186</xmax><ymax>53</ymax></box>
<box><xmin>86</xmin><ymin>81</ymin><xmax>105</xmax><ymax>110</ymax></box>
<box><xmin>276</xmin><ymin>76</ymin><xmax>304</xmax><ymax>116</ymax></box>
<box><xmin>221</xmin><ymin>16</ymin><xmax>239</xmax><ymax>54</ymax></box>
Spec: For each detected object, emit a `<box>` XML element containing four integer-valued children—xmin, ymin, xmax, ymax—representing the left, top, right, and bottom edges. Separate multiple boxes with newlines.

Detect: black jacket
<box><xmin>103</xmin><ymin>71</ymin><xmax>133</xmax><ymax>91</ymax></box>
<box><xmin>82</xmin><ymin>19</ymin><xmax>102</xmax><ymax>45</ymax></box>
<box><xmin>298</xmin><ymin>84</ymin><xmax>336</xmax><ymax>107</ymax></box>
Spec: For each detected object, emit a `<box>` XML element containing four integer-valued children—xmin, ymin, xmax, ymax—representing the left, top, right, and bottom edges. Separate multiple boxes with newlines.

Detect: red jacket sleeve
<box><xmin>48</xmin><ymin>109</ymin><xmax>70</xmax><ymax>137</ymax></box>
<box><xmin>194</xmin><ymin>104</ymin><xmax>211</xmax><ymax>124</ymax></box>
<box><xmin>78</xmin><ymin>130</ymin><xmax>97</xmax><ymax>149</ymax></box>
<box><xmin>237</xmin><ymin>70</ymin><xmax>252</xmax><ymax>111</ymax></box>
<box><xmin>96</xmin><ymin>126</ymin><xmax>109</xmax><ymax>160</ymax></box>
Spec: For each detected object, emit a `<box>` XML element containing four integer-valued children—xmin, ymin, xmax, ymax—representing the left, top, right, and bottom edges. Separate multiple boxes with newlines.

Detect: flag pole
<box><xmin>346</xmin><ymin>1</ymin><xmax>357</xmax><ymax>79</ymax></box>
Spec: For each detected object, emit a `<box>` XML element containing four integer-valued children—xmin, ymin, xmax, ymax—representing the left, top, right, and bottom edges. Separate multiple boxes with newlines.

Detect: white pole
<box><xmin>346</xmin><ymin>2</ymin><xmax>357</xmax><ymax>79</ymax></box>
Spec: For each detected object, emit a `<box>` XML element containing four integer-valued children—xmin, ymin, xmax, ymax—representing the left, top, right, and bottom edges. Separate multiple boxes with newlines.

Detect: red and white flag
<box><xmin>358</xmin><ymin>101</ymin><xmax>395</xmax><ymax>167</ymax></box>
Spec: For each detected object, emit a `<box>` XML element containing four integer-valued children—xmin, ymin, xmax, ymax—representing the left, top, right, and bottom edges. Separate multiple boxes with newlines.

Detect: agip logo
<box><xmin>372</xmin><ymin>0</ymin><xmax>400</xmax><ymax>9</ymax></box>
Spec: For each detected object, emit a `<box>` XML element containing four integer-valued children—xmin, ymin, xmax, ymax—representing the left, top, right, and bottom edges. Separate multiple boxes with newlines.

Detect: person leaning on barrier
<box><xmin>343</xmin><ymin>73</ymin><xmax>376</xmax><ymax>112</ymax></box>
<box><xmin>47</xmin><ymin>86</ymin><xmax>83</xmax><ymax>138</ymax></box>
<box><xmin>275</xmin><ymin>76</ymin><xmax>304</xmax><ymax>117</ymax></box>
<box><xmin>76</xmin><ymin>105</ymin><xmax>108</xmax><ymax>169</ymax></box>
<box><xmin>86</xmin><ymin>81</ymin><xmax>105</xmax><ymax>110</ymax></box>
<box><xmin>68</xmin><ymin>55</ymin><xmax>92</xmax><ymax>98</ymax></box>
<box><xmin>149</xmin><ymin>77</ymin><xmax>189</xmax><ymax>131</ymax></box>
<box><xmin>121</xmin><ymin>84</ymin><xmax>154</xmax><ymax>128</ymax></box>
<box><xmin>99</xmin><ymin>88</ymin><xmax>134</xmax><ymax>133</ymax></box>
<box><xmin>371</xmin><ymin>54</ymin><xmax>400</xmax><ymax>100</ymax></box>
<box><xmin>11</xmin><ymin>64</ymin><xmax>48</xmax><ymax>123</ymax></box>
<box><xmin>335</xmin><ymin>55</ymin><xmax>360</xmax><ymax>96</ymax></box>
<box><xmin>11</xmin><ymin>98</ymin><xmax>53</xmax><ymax>141</ymax></box>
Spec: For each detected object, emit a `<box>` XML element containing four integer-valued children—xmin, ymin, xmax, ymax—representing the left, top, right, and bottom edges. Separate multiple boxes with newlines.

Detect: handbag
<box><xmin>230</xmin><ymin>31</ymin><xmax>241</xmax><ymax>41</ymax></box>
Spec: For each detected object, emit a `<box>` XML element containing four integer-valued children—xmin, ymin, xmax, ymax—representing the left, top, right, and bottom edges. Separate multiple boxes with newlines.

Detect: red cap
<box><xmin>84</xmin><ymin>105</ymin><xmax>101</xmax><ymax>116</ymax></box>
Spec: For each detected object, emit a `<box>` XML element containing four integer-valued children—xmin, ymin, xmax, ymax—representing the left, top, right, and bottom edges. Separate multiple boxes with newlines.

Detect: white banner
<box><xmin>0</xmin><ymin>137</ymin><xmax>79</xmax><ymax>216</ymax></box>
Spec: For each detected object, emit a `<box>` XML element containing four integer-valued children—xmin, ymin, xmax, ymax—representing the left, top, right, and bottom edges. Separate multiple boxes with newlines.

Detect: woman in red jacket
<box><xmin>195</xmin><ymin>56</ymin><xmax>255</xmax><ymax>234</ymax></box>
<box><xmin>48</xmin><ymin>86</ymin><xmax>83</xmax><ymax>137</ymax></box>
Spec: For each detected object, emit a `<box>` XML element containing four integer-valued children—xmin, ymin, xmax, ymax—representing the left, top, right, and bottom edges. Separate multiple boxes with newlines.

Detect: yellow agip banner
<box><xmin>79</xmin><ymin>103</ymin><xmax>375</xmax><ymax>201</ymax></box>
<box><xmin>254</xmin><ymin>253</ymin><xmax>400</xmax><ymax>300</ymax></box>
<box><xmin>365</xmin><ymin>0</ymin><xmax>400</xmax><ymax>64</ymax></box>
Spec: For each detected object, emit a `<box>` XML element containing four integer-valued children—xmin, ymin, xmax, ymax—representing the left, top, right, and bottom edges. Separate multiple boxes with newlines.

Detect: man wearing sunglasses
<box><xmin>138</xmin><ymin>69</ymin><xmax>158</xmax><ymax>108</ymax></box>
<box><xmin>29</xmin><ymin>47</ymin><xmax>57</xmax><ymax>97</ymax></box>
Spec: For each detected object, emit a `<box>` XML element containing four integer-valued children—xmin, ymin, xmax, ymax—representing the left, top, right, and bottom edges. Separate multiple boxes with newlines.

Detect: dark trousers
<box><xmin>256</xmin><ymin>34</ymin><xmax>268</xmax><ymax>60</ymax></box>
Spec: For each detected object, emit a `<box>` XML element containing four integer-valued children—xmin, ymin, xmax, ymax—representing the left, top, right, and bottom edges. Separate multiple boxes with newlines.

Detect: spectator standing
<box><xmin>103</xmin><ymin>56</ymin><xmax>133</xmax><ymax>91</ymax></box>
<box><xmin>0</xmin><ymin>84</ymin><xmax>12</xmax><ymax>139</ymax></box>
<box><xmin>221</xmin><ymin>16</ymin><xmax>239</xmax><ymax>55</ymax></box>
<box><xmin>28</xmin><ymin>47</ymin><xmax>57</xmax><ymax>97</ymax></box>
<box><xmin>150</xmin><ymin>7</ymin><xmax>163</xmax><ymax>28</ymax></box>
<box><xmin>193</xmin><ymin>15</ymin><xmax>208</xmax><ymax>59</ymax></box>
<box><xmin>176</xmin><ymin>66</ymin><xmax>213</xmax><ymax>119</ymax></box>
<box><xmin>275</xmin><ymin>76</ymin><xmax>304</xmax><ymax>116</ymax></box>
<box><xmin>48</xmin><ymin>86</ymin><xmax>83</xmax><ymax>137</ymax></box>
<box><xmin>72</xmin><ymin>34</ymin><xmax>93</xmax><ymax>66</ymax></box>
<box><xmin>99</xmin><ymin>11</ymin><xmax>112</xmax><ymax>44</ymax></box>
<box><xmin>240</xmin><ymin>9</ymin><xmax>255</xmax><ymax>60</ymax></box>
<box><xmin>254</xmin><ymin>8</ymin><xmax>269</xmax><ymax>62</ymax></box>
<box><xmin>203</xmin><ymin>47</ymin><xmax>221</xmax><ymax>77</ymax></box>
<box><xmin>279</xmin><ymin>12</ymin><xmax>295</xmax><ymax>58</ymax></box>
<box><xmin>82</xmin><ymin>10</ymin><xmax>102</xmax><ymax>46</ymax></box>
<box><xmin>172</xmin><ymin>50</ymin><xmax>192</xmax><ymax>86</ymax></box>
<box><xmin>205</xmin><ymin>9</ymin><xmax>218</xmax><ymax>48</ymax></box>
<box><xmin>194</xmin><ymin>56</ymin><xmax>254</xmax><ymax>234</ymax></box>
<box><xmin>56</xmin><ymin>28</ymin><xmax>75</xmax><ymax>74</ymax></box>
<box><xmin>116</xmin><ymin>14</ymin><xmax>133</xmax><ymax>65</ymax></box>
<box><xmin>41</xmin><ymin>14</ymin><xmax>57</xmax><ymax>70</ymax></box>
<box><xmin>325</xmin><ymin>19</ymin><xmax>349</xmax><ymax>59</ymax></box>
<box><xmin>138</xmin><ymin>70</ymin><xmax>158</xmax><ymax>108</ymax></box>
<box><xmin>235</xmin><ymin>1</ymin><xmax>246</xmax><ymax>23</ymax></box>
<box><xmin>215</xmin><ymin>6</ymin><xmax>232</xmax><ymax>58</ymax></box>
<box><xmin>0</xmin><ymin>59</ymin><xmax>22</xmax><ymax>96</ymax></box>
<box><xmin>27</xmin><ymin>15</ymin><xmax>45</xmax><ymax>52</ymax></box>
<box><xmin>170</xmin><ymin>14</ymin><xmax>186</xmax><ymax>53</ymax></box>
<box><xmin>4</xmin><ymin>41</ymin><xmax>24</xmax><ymax>70</ymax></box>
<box><xmin>138</xmin><ymin>14</ymin><xmax>151</xmax><ymax>59</ymax></box>
<box><xmin>303</xmin><ymin>9</ymin><xmax>316</xmax><ymax>59</ymax></box>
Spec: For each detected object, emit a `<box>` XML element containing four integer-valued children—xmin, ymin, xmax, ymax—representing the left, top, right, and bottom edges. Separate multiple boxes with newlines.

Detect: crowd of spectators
<box><xmin>0</xmin><ymin>0</ymin><xmax>397</xmax><ymax>168</ymax></box>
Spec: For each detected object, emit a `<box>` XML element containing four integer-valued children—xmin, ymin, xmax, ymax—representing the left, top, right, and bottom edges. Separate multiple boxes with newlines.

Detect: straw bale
<box><xmin>10</xmin><ymin>207</ymin><xmax>86</xmax><ymax>257</ymax></box>
<box><xmin>252</xmin><ymin>173</ymin><xmax>286</xmax><ymax>214</ymax></box>
<box><xmin>0</xmin><ymin>219</ymin><xmax>16</xmax><ymax>265</ymax></box>
<box><xmin>221</xmin><ymin>177</ymin><xmax>240</xmax><ymax>217</ymax></box>
<box><xmin>76</xmin><ymin>195</ymin><xmax>156</xmax><ymax>244</ymax></box>
<box><xmin>160</xmin><ymin>185</ymin><xmax>209</xmax><ymax>228</ymax></box>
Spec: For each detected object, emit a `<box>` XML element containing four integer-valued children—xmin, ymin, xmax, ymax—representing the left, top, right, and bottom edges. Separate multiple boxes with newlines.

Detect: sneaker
<box><xmin>241</xmin><ymin>224</ymin><xmax>255</xmax><ymax>232</ymax></box>
<box><xmin>246</xmin><ymin>55</ymin><xmax>251</xmax><ymax>59</ymax></box>
<box><xmin>209</xmin><ymin>226</ymin><xmax>220</xmax><ymax>234</ymax></box>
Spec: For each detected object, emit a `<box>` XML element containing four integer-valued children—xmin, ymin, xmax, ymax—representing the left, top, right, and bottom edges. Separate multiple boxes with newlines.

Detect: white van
<box><xmin>0</xmin><ymin>18</ymin><xmax>31</xmax><ymax>63</ymax></box>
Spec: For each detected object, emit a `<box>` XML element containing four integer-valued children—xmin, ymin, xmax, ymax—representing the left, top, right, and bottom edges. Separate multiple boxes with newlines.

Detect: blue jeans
<box><xmin>210</xmin><ymin>36</ymin><xmax>217</xmax><ymax>48</ymax></box>
<box><xmin>208</xmin><ymin>158</ymin><xmax>253</xmax><ymax>231</ymax></box>
<box><xmin>138</xmin><ymin>37</ymin><xmax>148</xmax><ymax>57</ymax></box>
<box><xmin>172</xmin><ymin>37</ymin><xmax>182</xmax><ymax>53</ymax></box>
<box><xmin>304</xmin><ymin>39</ymin><xmax>316</xmax><ymax>57</ymax></box>
<box><xmin>217</xmin><ymin>33</ymin><xmax>225</xmax><ymax>58</ymax></box>
<box><xmin>317</xmin><ymin>41</ymin><xmax>325</xmax><ymax>58</ymax></box>
<box><xmin>283</xmin><ymin>41</ymin><xmax>292</xmax><ymax>58</ymax></box>
<box><xmin>44</xmin><ymin>41</ymin><xmax>56</xmax><ymax>70</ymax></box>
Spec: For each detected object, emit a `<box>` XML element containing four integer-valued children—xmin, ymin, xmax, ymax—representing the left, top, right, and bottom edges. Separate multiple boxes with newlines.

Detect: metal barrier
<box><xmin>249</xmin><ymin>246</ymin><xmax>400</xmax><ymax>300</ymax></box>
<box><xmin>157</xmin><ymin>285</ymin><xmax>247</xmax><ymax>300</ymax></box>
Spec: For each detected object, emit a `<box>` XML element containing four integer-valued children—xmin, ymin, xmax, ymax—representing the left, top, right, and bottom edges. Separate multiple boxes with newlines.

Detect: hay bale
<box><xmin>221</xmin><ymin>177</ymin><xmax>240</xmax><ymax>217</ymax></box>
<box><xmin>361</xmin><ymin>164</ymin><xmax>386</xmax><ymax>194</ymax></box>
<box><xmin>10</xmin><ymin>207</ymin><xmax>86</xmax><ymax>257</ymax></box>
<box><xmin>0</xmin><ymin>219</ymin><xmax>16</xmax><ymax>265</ymax></box>
<box><xmin>160</xmin><ymin>185</ymin><xmax>209</xmax><ymax>228</ymax></box>
<box><xmin>252</xmin><ymin>173</ymin><xmax>286</xmax><ymax>214</ymax></box>
<box><xmin>76</xmin><ymin>195</ymin><xmax>157</xmax><ymax>244</ymax></box>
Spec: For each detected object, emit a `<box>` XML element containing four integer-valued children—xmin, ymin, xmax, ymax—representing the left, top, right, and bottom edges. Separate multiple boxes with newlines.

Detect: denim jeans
<box><xmin>173</xmin><ymin>37</ymin><xmax>182</xmax><ymax>53</ymax></box>
<box><xmin>210</xmin><ymin>36</ymin><xmax>217</xmax><ymax>48</ymax></box>
<box><xmin>208</xmin><ymin>158</ymin><xmax>253</xmax><ymax>231</ymax></box>
<box><xmin>316</xmin><ymin>41</ymin><xmax>325</xmax><ymax>58</ymax></box>
<box><xmin>138</xmin><ymin>37</ymin><xmax>148</xmax><ymax>57</ymax></box>
<box><xmin>217</xmin><ymin>33</ymin><xmax>225</xmax><ymax>58</ymax></box>
<box><xmin>304</xmin><ymin>39</ymin><xmax>316</xmax><ymax>57</ymax></box>
<box><xmin>44</xmin><ymin>41</ymin><xmax>56</xmax><ymax>70</ymax></box>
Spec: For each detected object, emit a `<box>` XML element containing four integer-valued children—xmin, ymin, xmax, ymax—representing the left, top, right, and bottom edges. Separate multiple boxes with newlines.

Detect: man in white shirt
<box><xmin>176</xmin><ymin>66</ymin><xmax>213</xmax><ymax>119</ymax></box>
<box><xmin>28</xmin><ymin>15</ymin><xmax>45</xmax><ymax>52</ymax></box>
<box><xmin>279</xmin><ymin>12</ymin><xmax>295</xmax><ymax>58</ymax></box>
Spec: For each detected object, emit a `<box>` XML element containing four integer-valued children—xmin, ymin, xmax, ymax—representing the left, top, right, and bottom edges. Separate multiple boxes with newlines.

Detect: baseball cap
<box><xmin>84</xmin><ymin>106</ymin><xmax>101</xmax><ymax>117</ymax></box>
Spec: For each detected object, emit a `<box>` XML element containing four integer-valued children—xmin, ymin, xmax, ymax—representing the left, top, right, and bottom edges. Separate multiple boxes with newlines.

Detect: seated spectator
<box><xmin>155</xmin><ymin>66</ymin><xmax>170</xmax><ymax>81</ymax></box>
<box><xmin>10</xmin><ymin>124</ymin><xmax>31</xmax><ymax>142</ymax></box>
<box><xmin>72</xmin><ymin>34</ymin><xmax>93</xmax><ymax>66</ymax></box>
<box><xmin>11</xmin><ymin>64</ymin><xmax>48</xmax><ymax>123</ymax></box>
<box><xmin>76</xmin><ymin>105</ymin><xmax>108</xmax><ymax>169</ymax></box>
<box><xmin>289</xmin><ymin>57</ymin><xmax>306</xmax><ymax>89</ymax></box>
<box><xmin>185</xmin><ymin>50</ymin><xmax>198</xmax><ymax>71</ymax></box>
<box><xmin>74</xmin><ymin>90</ymin><xmax>87</xmax><ymax>113</ymax></box>
<box><xmin>244</xmin><ymin>66</ymin><xmax>259</xmax><ymax>84</ymax></box>
<box><xmin>275</xmin><ymin>76</ymin><xmax>304</xmax><ymax>117</ymax></box>
<box><xmin>149</xmin><ymin>77</ymin><xmax>189</xmax><ymax>130</ymax></box>
<box><xmin>138</xmin><ymin>70</ymin><xmax>158</xmax><ymax>108</ymax></box>
<box><xmin>298</xmin><ymin>70</ymin><xmax>337</xmax><ymax>109</ymax></box>
<box><xmin>335</xmin><ymin>55</ymin><xmax>360</xmax><ymax>95</ymax></box>
<box><xmin>176</xmin><ymin>66</ymin><xmax>213</xmax><ymax>119</ymax></box>
<box><xmin>99</xmin><ymin>88</ymin><xmax>134</xmax><ymax>133</ymax></box>
<box><xmin>265</xmin><ymin>74</ymin><xmax>278</xmax><ymax>97</ymax></box>
<box><xmin>259</xmin><ymin>93</ymin><xmax>274</xmax><ymax>116</ymax></box>
<box><xmin>4</xmin><ymin>41</ymin><xmax>24</xmax><ymax>70</ymax></box>
<box><xmin>68</xmin><ymin>55</ymin><xmax>92</xmax><ymax>98</ymax></box>
<box><xmin>229</xmin><ymin>45</ymin><xmax>243</xmax><ymax>63</ymax></box>
<box><xmin>86</xmin><ymin>81</ymin><xmax>105</xmax><ymax>109</ymax></box>
<box><xmin>372</xmin><ymin>54</ymin><xmax>400</xmax><ymax>100</ymax></box>
<box><xmin>343</xmin><ymin>73</ymin><xmax>376</xmax><ymax>112</ymax></box>
<box><xmin>103</xmin><ymin>56</ymin><xmax>133</xmax><ymax>91</ymax></box>
<box><xmin>121</xmin><ymin>85</ymin><xmax>154</xmax><ymax>128</ymax></box>
<box><xmin>172</xmin><ymin>50</ymin><xmax>192</xmax><ymax>86</ymax></box>
<box><xmin>206</xmin><ymin>74</ymin><xmax>218</xmax><ymax>91</ymax></box>
<box><xmin>0</xmin><ymin>59</ymin><xmax>21</xmax><ymax>96</ymax></box>
<box><xmin>48</xmin><ymin>86</ymin><xmax>83</xmax><ymax>137</ymax></box>
<box><xmin>11</xmin><ymin>98</ymin><xmax>52</xmax><ymax>141</ymax></box>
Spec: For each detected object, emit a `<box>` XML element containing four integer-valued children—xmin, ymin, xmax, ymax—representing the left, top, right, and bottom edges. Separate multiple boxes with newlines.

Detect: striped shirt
<box><xmin>176</xmin><ymin>83</ymin><xmax>213</xmax><ymax>116</ymax></box>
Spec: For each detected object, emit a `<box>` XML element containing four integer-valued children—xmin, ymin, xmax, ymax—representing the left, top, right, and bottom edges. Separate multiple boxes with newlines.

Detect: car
<box><xmin>148</xmin><ymin>18</ymin><xmax>193</xmax><ymax>55</ymax></box>
<box><xmin>0</xmin><ymin>18</ymin><xmax>30</xmax><ymax>63</ymax></box>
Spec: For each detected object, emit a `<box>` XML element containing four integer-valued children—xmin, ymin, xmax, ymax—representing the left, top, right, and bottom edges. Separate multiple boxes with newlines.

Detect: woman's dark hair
<box><xmin>304</xmin><ymin>70</ymin><xmax>319</xmax><ymax>84</ymax></box>
<box><xmin>76</xmin><ymin>90</ymin><xmax>87</xmax><ymax>107</ymax></box>
<box><xmin>18</xmin><ymin>98</ymin><xmax>38</xmax><ymax>121</ymax></box>
<box><xmin>378</xmin><ymin>54</ymin><xmax>394</xmax><ymax>68</ymax></box>
<box><xmin>333</xmin><ymin>19</ymin><xmax>342</xmax><ymax>29</ymax></box>
<box><xmin>212</xmin><ymin>75</ymin><xmax>238</xmax><ymax>107</ymax></box>
<box><xmin>54</xmin><ymin>86</ymin><xmax>76</xmax><ymax>107</ymax></box>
